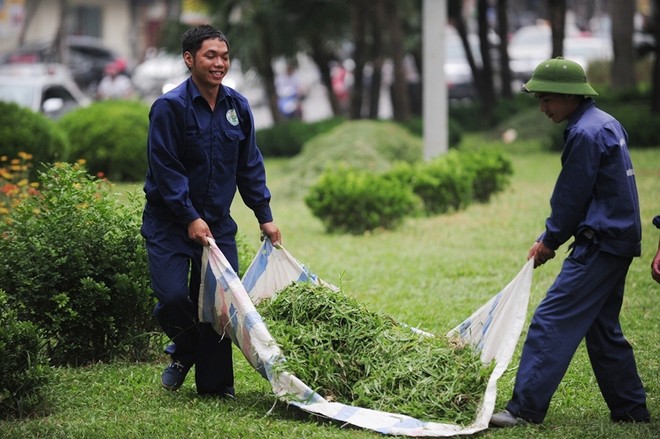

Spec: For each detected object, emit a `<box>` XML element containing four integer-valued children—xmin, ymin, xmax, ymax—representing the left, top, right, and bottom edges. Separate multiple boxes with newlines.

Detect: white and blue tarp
<box><xmin>199</xmin><ymin>238</ymin><xmax>534</xmax><ymax>437</ymax></box>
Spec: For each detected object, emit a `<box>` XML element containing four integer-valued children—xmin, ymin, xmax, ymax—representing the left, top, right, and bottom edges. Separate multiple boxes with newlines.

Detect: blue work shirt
<box><xmin>143</xmin><ymin>77</ymin><xmax>272</xmax><ymax>228</ymax></box>
<box><xmin>542</xmin><ymin>98</ymin><xmax>641</xmax><ymax>257</ymax></box>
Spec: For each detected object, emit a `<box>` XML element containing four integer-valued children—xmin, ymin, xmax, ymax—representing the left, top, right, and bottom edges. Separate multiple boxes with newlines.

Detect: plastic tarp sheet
<box><xmin>199</xmin><ymin>238</ymin><xmax>534</xmax><ymax>437</ymax></box>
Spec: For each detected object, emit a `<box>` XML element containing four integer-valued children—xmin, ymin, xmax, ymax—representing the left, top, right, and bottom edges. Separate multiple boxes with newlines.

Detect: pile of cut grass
<box><xmin>258</xmin><ymin>282</ymin><xmax>492</xmax><ymax>425</ymax></box>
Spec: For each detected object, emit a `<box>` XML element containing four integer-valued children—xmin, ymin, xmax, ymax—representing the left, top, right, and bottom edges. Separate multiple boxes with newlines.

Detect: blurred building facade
<box><xmin>0</xmin><ymin>0</ymin><xmax>182</xmax><ymax>64</ymax></box>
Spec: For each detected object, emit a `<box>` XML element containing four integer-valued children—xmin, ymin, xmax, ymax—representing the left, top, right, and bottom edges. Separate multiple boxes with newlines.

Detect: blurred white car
<box><xmin>0</xmin><ymin>36</ymin><xmax>129</xmax><ymax>94</ymax></box>
<box><xmin>131</xmin><ymin>52</ymin><xmax>188</xmax><ymax>97</ymax></box>
<box><xmin>0</xmin><ymin>63</ymin><xmax>90</xmax><ymax>118</ymax></box>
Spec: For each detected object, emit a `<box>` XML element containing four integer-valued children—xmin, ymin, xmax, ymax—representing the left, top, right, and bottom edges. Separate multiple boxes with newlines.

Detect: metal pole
<box><xmin>423</xmin><ymin>0</ymin><xmax>448</xmax><ymax>160</ymax></box>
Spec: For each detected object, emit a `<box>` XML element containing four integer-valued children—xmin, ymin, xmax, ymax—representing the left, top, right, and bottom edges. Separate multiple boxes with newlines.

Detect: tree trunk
<box><xmin>496</xmin><ymin>0</ymin><xmax>513</xmax><ymax>98</ymax></box>
<box><xmin>383</xmin><ymin>0</ymin><xmax>411</xmax><ymax>122</ymax></box>
<box><xmin>548</xmin><ymin>0</ymin><xmax>566</xmax><ymax>58</ymax></box>
<box><xmin>451</xmin><ymin>8</ymin><xmax>482</xmax><ymax>92</ymax></box>
<box><xmin>367</xmin><ymin>1</ymin><xmax>386</xmax><ymax>119</ymax></box>
<box><xmin>255</xmin><ymin>27</ymin><xmax>283</xmax><ymax>124</ymax></box>
<box><xmin>477</xmin><ymin>0</ymin><xmax>496</xmax><ymax>124</ymax></box>
<box><xmin>349</xmin><ymin>0</ymin><xmax>368</xmax><ymax>119</ymax></box>
<box><xmin>610</xmin><ymin>0</ymin><xmax>637</xmax><ymax>90</ymax></box>
<box><xmin>309</xmin><ymin>36</ymin><xmax>342</xmax><ymax>117</ymax></box>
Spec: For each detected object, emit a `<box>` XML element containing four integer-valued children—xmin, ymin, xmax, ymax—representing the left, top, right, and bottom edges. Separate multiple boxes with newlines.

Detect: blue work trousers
<box><xmin>506</xmin><ymin>236</ymin><xmax>649</xmax><ymax>423</ymax></box>
<box><xmin>142</xmin><ymin>212</ymin><xmax>238</xmax><ymax>394</ymax></box>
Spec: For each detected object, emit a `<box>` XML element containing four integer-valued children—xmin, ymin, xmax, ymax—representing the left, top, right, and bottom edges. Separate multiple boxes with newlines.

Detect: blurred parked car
<box><xmin>131</xmin><ymin>51</ymin><xmax>188</xmax><ymax>98</ymax></box>
<box><xmin>0</xmin><ymin>36</ymin><xmax>128</xmax><ymax>94</ymax></box>
<box><xmin>0</xmin><ymin>63</ymin><xmax>90</xmax><ymax>118</ymax></box>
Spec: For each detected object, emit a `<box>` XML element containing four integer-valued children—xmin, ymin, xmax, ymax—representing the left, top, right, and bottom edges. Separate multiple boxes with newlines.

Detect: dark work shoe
<box><xmin>161</xmin><ymin>360</ymin><xmax>191</xmax><ymax>391</ymax></box>
<box><xmin>490</xmin><ymin>410</ymin><xmax>528</xmax><ymax>427</ymax></box>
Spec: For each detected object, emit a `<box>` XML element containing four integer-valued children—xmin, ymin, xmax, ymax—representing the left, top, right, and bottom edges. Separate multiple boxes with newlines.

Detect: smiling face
<box><xmin>184</xmin><ymin>38</ymin><xmax>230</xmax><ymax>90</ymax></box>
<box><xmin>535</xmin><ymin>92</ymin><xmax>580</xmax><ymax>123</ymax></box>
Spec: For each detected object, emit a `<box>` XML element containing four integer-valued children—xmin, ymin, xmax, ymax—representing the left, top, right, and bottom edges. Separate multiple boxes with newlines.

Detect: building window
<box><xmin>69</xmin><ymin>5</ymin><xmax>102</xmax><ymax>37</ymax></box>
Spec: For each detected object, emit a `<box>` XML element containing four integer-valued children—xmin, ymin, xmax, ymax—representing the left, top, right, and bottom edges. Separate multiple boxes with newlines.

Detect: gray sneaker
<box><xmin>490</xmin><ymin>410</ymin><xmax>528</xmax><ymax>427</ymax></box>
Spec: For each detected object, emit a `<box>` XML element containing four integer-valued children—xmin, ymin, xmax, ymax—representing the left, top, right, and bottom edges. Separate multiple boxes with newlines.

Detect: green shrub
<box><xmin>306</xmin><ymin>149</ymin><xmax>514</xmax><ymax>234</ymax></box>
<box><xmin>0</xmin><ymin>101</ymin><xmax>70</xmax><ymax>177</ymax></box>
<box><xmin>305</xmin><ymin>167</ymin><xmax>420</xmax><ymax>234</ymax></box>
<box><xmin>58</xmin><ymin>100</ymin><xmax>150</xmax><ymax>182</ymax></box>
<box><xmin>460</xmin><ymin>148</ymin><xmax>513</xmax><ymax>202</ymax></box>
<box><xmin>0</xmin><ymin>162</ymin><xmax>156</xmax><ymax>365</ymax></box>
<box><xmin>424</xmin><ymin>151</ymin><xmax>474</xmax><ymax>213</ymax></box>
<box><xmin>0</xmin><ymin>290</ymin><xmax>52</xmax><ymax>419</ymax></box>
<box><xmin>385</xmin><ymin>152</ymin><xmax>474</xmax><ymax>215</ymax></box>
<box><xmin>256</xmin><ymin>117</ymin><xmax>345</xmax><ymax>157</ymax></box>
<box><xmin>285</xmin><ymin>120</ymin><xmax>423</xmax><ymax>196</ymax></box>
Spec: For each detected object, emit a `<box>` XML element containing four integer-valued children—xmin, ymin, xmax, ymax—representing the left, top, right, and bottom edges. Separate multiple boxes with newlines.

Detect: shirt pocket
<box><xmin>218</xmin><ymin>128</ymin><xmax>244</xmax><ymax>164</ymax></box>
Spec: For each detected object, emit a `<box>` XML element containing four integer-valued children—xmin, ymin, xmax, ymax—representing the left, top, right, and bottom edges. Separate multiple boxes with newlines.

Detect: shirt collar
<box><xmin>187</xmin><ymin>77</ymin><xmax>227</xmax><ymax>105</ymax></box>
<box><xmin>567</xmin><ymin>97</ymin><xmax>595</xmax><ymax>126</ymax></box>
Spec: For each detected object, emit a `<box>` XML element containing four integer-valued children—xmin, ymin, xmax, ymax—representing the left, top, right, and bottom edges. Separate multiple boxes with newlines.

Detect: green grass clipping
<box><xmin>257</xmin><ymin>282</ymin><xmax>493</xmax><ymax>425</ymax></box>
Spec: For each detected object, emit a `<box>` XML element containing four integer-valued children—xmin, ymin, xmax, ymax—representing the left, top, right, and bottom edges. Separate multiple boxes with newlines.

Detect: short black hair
<box><xmin>181</xmin><ymin>24</ymin><xmax>229</xmax><ymax>56</ymax></box>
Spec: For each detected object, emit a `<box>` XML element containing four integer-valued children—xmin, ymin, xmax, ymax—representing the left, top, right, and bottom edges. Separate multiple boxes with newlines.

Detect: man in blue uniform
<box><xmin>490</xmin><ymin>57</ymin><xmax>650</xmax><ymax>426</ymax></box>
<box><xmin>141</xmin><ymin>24</ymin><xmax>281</xmax><ymax>397</ymax></box>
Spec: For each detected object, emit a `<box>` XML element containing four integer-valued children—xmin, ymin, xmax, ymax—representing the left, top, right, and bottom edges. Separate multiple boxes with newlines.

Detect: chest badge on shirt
<box><xmin>226</xmin><ymin>109</ymin><xmax>239</xmax><ymax>126</ymax></box>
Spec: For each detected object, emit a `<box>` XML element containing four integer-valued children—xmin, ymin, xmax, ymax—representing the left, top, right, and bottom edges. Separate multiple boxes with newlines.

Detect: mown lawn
<box><xmin>1</xmin><ymin>142</ymin><xmax>659</xmax><ymax>439</ymax></box>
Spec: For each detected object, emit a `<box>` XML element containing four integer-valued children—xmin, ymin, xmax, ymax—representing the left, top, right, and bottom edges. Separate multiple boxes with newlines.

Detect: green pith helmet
<box><xmin>522</xmin><ymin>57</ymin><xmax>598</xmax><ymax>96</ymax></box>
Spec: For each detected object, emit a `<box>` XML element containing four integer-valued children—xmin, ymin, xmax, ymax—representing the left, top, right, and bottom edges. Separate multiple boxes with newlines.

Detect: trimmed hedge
<box><xmin>58</xmin><ymin>100</ymin><xmax>150</xmax><ymax>182</ymax></box>
<box><xmin>306</xmin><ymin>148</ymin><xmax>513</xmax><ymax>234</ymax></box>
<box><xmin>0</xmin><ymin>101</ymin><xmax>70</xmax><ymax>178</ymax></box>
<box><xmin>305</xmin><ymin>166</ymin><xmax>420</xmax><ymax>234</ymax></box>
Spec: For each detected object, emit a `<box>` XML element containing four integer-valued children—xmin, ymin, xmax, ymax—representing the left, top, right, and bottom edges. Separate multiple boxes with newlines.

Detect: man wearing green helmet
<box><xmin>490</xmin><ymin>57</ymin><xmax>651</xmax><ymax>427</ymax></box>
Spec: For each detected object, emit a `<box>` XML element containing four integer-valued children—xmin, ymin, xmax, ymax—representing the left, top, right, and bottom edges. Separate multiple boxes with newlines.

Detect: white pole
<box><xmin>423</xmin><ymin>0</ymin><xmax>448</xmax><ymax>160</ymax></box>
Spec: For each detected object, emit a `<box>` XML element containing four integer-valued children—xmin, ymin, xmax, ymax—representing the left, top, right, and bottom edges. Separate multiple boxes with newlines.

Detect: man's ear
<box><xmin>183</xmin><ymin>51</ymin><xmax>193</xmax><ymax>70</ymax></box>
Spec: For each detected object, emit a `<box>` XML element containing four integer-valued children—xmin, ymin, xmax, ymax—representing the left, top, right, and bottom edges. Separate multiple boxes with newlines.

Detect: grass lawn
<box><xmin>1</xmin><ymin>141</ymin><xmax>659</xmax><ymax>438</ymax></box>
